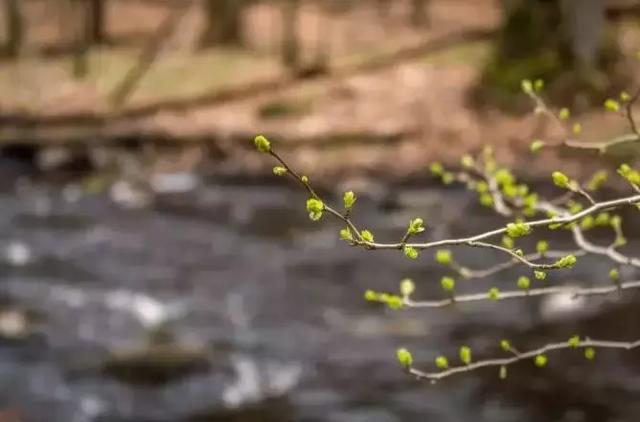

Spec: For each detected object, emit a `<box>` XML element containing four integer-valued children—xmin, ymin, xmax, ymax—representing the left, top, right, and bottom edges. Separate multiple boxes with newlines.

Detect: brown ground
<box><xmin>1</xmin><ymin>0</ymin><xmax>639</xmax><ymax>182</ymax></box>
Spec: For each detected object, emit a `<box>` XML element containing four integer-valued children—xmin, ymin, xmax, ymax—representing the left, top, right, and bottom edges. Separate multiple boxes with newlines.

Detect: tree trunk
<box><xmin>201</xmin><ymin>0</ymin><xmax>244</xmax><ymax>46</ymax></box>
<box><xmin>71</xmin><ymin>0</ymin><xmax>90</xmax><ymax>79</ymax></box>
<box><xmin>410</xmin><ymin>0</ymin><xmax>430</xmax><ymax>27</ymax></box>
<box><xmin>478</xmin><ymin>0</ymin><xmax>615</xmax><ymax>107</ymax></box>
<box><xmin>562</xmin><ymin>0</ymin><xmax>606</xmax><ymax>72</ymax></box>
<box><xmin>5</xmin><ymin>0</ymin><xmax>23</xmax><ymax>57</ymax></box>
<box><xmin>87</xmin><ymin>0</ymin><xmax>106</xmax><ymax>44</ymax></box>
<box><xmin>281</xmin><ymin>0</ymin><xmax>300</xmax><ymax>70</ymax></box>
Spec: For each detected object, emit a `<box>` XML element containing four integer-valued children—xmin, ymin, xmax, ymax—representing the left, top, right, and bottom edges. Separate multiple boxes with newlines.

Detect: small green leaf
<box><xmin>500</xmin><ymin>339</ymin><xmax>512</xmax><ymax>352</ymax></box>
<box><xmin>609</xmin><ymin>268</ymin><xmax>620</xmax><ymax>282</ymax></box>
<box><xmin>361</xmin><ymin>230</ymin><xmax>374</xmax><ymax>242</ymax></box>
<box><xmin>584</xmin><ymin>347</ymin><xmax>596</xmax><ymax>360</ymax></box>
<box><xmin>397</xmin><ymin>348</ymin><xmax>413</xmax><ymax>368</ymax></box>
<box><xmin>534</xmin><ymin>354</ymin><xmax>548</xmax><ymax>368</ymax></box>
<box><xmin>435</xmin><ymin>355</ymin><xmax>449</xmax><ymax>370</ymax></box>
<box><xmin>435</xmin><ymin>249</ymin><xmax>452</xmax><ymax>265</ymax></box>
<box><xmin>306</xmin><ymin>198</ymin><xmax>324</xmax><ymax>221</ymax></box>
<box><xmin>340</xmin><ymin>228</ymin><xmax>353</xmax><ymax>241</ymax></box>
<box><xmin>440</xmin><ymin>276</ymin><xmax>455</xmax><ymax>293</ymax></box>
<box><xmin>499</xmin><ymin>365</ymin><xmax>507</xmax><ymax>380</ymax></box>
<box><xmin>534</xmin><ymin>270</ymin><xmax>547</xmax><ymax>280</ymax></box>
<box><xmin>552</xmin><ymin>171</ymin><xmax>571</xmax><ymax>189</ymax></box>
<box><xmin>459</xmin><ymin>346</ymin><xmax>472</xmax><ymax>365</ymax></box>
<box><xmin>558</xmin><ymin>107</ymin><xmax>570</xmax><ymax>120</ymax></box>
<box><xmin>506</xmin><ymin>222</ymin><xmax>532</xmax><ymax>238</ymax></box>
<box><xmin>403</xmin><ymin>245</ymin><xmax>419</xmax><ymax>260</ymax></box>
<box><xmin>554</xmin><ymin>254</ymin><xmax>577</xmax><ymax>269</ymax></box>
<box><xmin>604</xmin><ymin>99</ymin><xmax>620</xmax><ymax>112</ymax></box>
<box><xmin>254</xmin><ymin>135</ymin><xmax>271</xmax><ymax>153</ymax></box>
<box><xmin>400</xmin><ymin>278</ymin><xmax>415</xmax><ymax>296</ymax></box>
<box><xmin>517</xmin><ymin>276</ymin><xmax>530</xmax><ymax>290</ymax></box>
<box><xmin>364</xmin><ymin>290</ymin><xmax>378</xmax><ymax>301</ymax></box>
<box><xmin>530</xmin><ymin>140</ymin><xmax>546</xmax><ymax>153</ymax></box>
<box><xmin>273</xmin><ymin>166</ymin><xmax>287</xmax><ymax>176</ymax></box>
<box><xmin>430</xmin><ymin>162</ymin><xmax>444</xmax><ymax>176</ymax></box>
<box><xmin>568</xmin><ymin>335</ymin><xmax>580</xmax><ymax>348</ymax></box>
<box><xmin>408</xmin><ymin>218</ymin><xmax>425</xmax><ymax>235</ymax></box>
<box><xmin>536</xmin><ymin>240</ymin><xmax>549</xmax><ymax>254</ymax></box>
<box><xmin>487</xmin><ymin>287</ymin><xmax>500</xmax><ymax>300</ymax></box>
<box><xmin>343</xmin><ymin>191</ymin><xmax>356</xmax><ymax>210</ymax></box>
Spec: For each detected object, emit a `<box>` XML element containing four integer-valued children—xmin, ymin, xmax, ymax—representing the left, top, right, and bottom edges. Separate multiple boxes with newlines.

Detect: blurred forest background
<box><xmin>1</xmin><ymin>0</ymin><xmax>640</xmax><ymax>182</ymax></box>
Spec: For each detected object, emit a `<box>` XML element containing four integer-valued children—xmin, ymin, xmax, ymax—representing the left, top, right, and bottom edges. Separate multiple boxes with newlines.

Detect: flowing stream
<box><xmin>0</xmin><ymin>173</ymin><xmax>639</xmax><ymax>422</ymax></box>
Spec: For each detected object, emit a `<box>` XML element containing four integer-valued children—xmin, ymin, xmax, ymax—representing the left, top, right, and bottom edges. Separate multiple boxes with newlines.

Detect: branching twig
<box><xmin>408</xmin><ymin>338</ymin><xmax>640</xmax><ymax>382</ymax></box>
<box><xmin>404</xmin><ymin>279</ymin><xmax>640</xmax><ymax>308</ymax></box>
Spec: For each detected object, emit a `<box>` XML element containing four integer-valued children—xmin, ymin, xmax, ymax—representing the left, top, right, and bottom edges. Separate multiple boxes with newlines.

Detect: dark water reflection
<box><xmin>0</xmin><ymin>178</ymin><xmax>638</xmax><ymax>422</ymax></box>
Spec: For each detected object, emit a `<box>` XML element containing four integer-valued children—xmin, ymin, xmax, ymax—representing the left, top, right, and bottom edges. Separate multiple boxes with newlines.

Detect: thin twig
<box><xmin>409</xmin><ymin>338</ymin><xmax>640</xmax><ymax>381</ymax></box>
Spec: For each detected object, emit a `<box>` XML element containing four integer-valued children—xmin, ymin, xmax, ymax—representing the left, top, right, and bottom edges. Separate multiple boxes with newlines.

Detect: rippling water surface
<box><xmin>0</xmin><ymin>177</ymin><xmax>639</xmax><ymax>422</ymax></box>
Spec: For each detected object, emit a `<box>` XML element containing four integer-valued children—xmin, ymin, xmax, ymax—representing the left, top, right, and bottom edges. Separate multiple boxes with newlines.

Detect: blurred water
<box><xmin>0</xmin><ymin>178</ymin><xmax>638</xmax><ymax>422</ymax></box>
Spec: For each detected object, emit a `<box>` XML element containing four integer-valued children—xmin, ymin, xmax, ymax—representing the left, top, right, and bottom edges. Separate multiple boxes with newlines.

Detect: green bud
<box><xmin>479</xmin><ymin>193</ymin><xmax>494</xmax><ymax>207</ymax></box>
<box><xmin>301</xmin><ymin>175</ymin><xmax>309</xmax><ymax>183</ymax></box>
<box><xmin>461</xmin><ymin>155</ymin><xmax>474</xmax><ymax>168</ymax></box>
<box><xmin>442</xmin><ymin>172</ymin><xmax>455</xmax><ymax>185</ymax></box>
<box><xmin>552</xmin><ymin>171</ymin><xmax>571</xmax><ymax>189</ymax></box>
<box><xmin>587</xmin><ymin>170</ymin><xmax>608</xmax><ymax>191</ymax></box>
<box><xmin>306</xmin><ymin>198</ymin><xmax>324</xmax><ymax>221</ymax></box>
<box><xmin>620</xmin><ymin>91</ymin><xmax>631</xmax><ymax>102</ymax></box>
<box><xmin>343</xmin><ymin>191</ymin><xmax>356</xmax><ymax>210</ymax></box>
<box><xmin>558</xmin><ymin>107</ymin><xmax>570</xmax><ymax>120</ymax></box>
<box><xmin>488</xmin><ymin>287</ymin><xmax>500</xmax><ymax>300</ymax></box>
<box><xmin>430</xmin><ymin>162</ymin><xmax>444</xmax><ymax>176</ymax></box>
<box><xmin>499</xmin><ymin>365</ymin><xmax>507</xmax><ymax>380</ymax></box>
<box><xmin>595</xmin><ymin>212</ymin><xmax>610</xmax><ymax>226</ymax></box>
<box><xmin>403</xmin><ymin>245</ymin><xmax>419</xmax><ymax>260</ymax></box>
<box><xmin>340</xmin><ymin>228</ymin><xmax>353</xmax><ymax>241</ymax></box>
<box><xmin>435</xmin><ymin>249</ymin><xmax>452</xmax><ymax>265</ymax></box>
<box><xmin>609</xmin><ymin>268</ymin><xmax>620</xmax><ymax>282</ymax></box>
<box><xmin>534</xmin><ymin>354</ymin><xmax>548</xmax><ymax>368</ymax></box>
<box><xmin>517</xmin><ymin>276</ymin><xmax>531</xmax><ymax>290</ymax></box>
<box><xmin>572</xmin><ymin>122</ymin><xmax>582</xmax><ymax>135</ymax></box>
<box><xmin>408</xmin><ymin>218</ymin><xmax>425</xmax><ymax>235</ymax></box>
<box><xmin>568</xmin><ymin>335</ymin><xmax>580</xmax><ymax>348</ymax></box>
<box><xmin>386</xmin><ymin>295</ymin><xmax>403</xmax><ymax>309</ymax></box>
<box><xmin>530</xmin><ymin>140</ymin><xmax>546</xmax><ymax>153</ymax></box>
<box><xmin>494</xmin><ymin>169</ymin><xmax>515</xmax><ymax>186</ymax></box>
<box><xmin>521</xmin><ymin>79</ymin><xmax>534</xmax><ymax>95</ymax></box>
<box><xmin>440</xmin><ymin>276</ymin><xmax>455</xmax><ymax>292</ymax></box>
<box><xmin>364</xmin><ymin>290</ymin><xmax>378</xmax><ymax>301</ymax></box>
<box><xmin>580</xmin><ymin>216</ymin><xmax>594</xmax><ymax>230</ymax></box>
<box><xmin>534</xmin><ymin>79</ymin><xmax>544</xmax><ymax>92</ymax></box>
<box><xmin>400</xmin><ymin>278</ymin><xmax>415</xmax><ymax>296</ymax></box>
<box><xmin>554</xmin><ymin>254</ymin><xmax>577</xmax><ymax>269</ymax></box>
<box><xmin>500</xmin><ymin>339</ymin><xmax>511</xmax><ymax>352</ymax></box>
<box><xmin>584</xmin><ymin>347</ymin><xmax>596</xmax><ymax>360</ymax></box>
<box><xmin>501</xmin><ymin>236</ymin><xmax>514</xmax><ymax>249</ymax></box>
<box><xmin>604</xmin><ymin>99</ymin><xmax>620</xmax><ymax>112</ymax></box>
<box><xmin>476</xmin><ymin>181</ymin><xmax>489</xmax><ymax>193</ymax></box>
<box><xmin>459</xmin><ymin>346</ymin><xmax>472</xmax><ymax>365</ymax></box>
<box><xmin>506</xmin><ymin>222</ymin><xmax>532</xmax><ymax>238</ymax></box>
<box><xmin>254</xmin><ymin>135</ymin><xmax>271</xmax><ymax>153</ymax></box>
<box><xmin>435</xmin><ymin>355</ymin><xmax>449</xmax><ymax>369</ymax></box>
<box><xmin>273</xmin><ymin>166</ymin><xmax>287</xmax><ymax>176</ymax></box>
<box><xmin>396</xmin><ymin>348</ymin><xmax>413</xmax><ymax>368</ymax></box>
<box><xmin>361</xmin><ymin>230</ymin><xmax>374</xmax><ymax>243</ymax></box>
<box><xmin>534</xmin><ymin>270</ymin><xmax>547</xmax><ymax>280</ymax></box>
<box><xmin>536</xmin><ymin>240</ymin><xmax>549</xmax><ymax>254</ymax></box>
